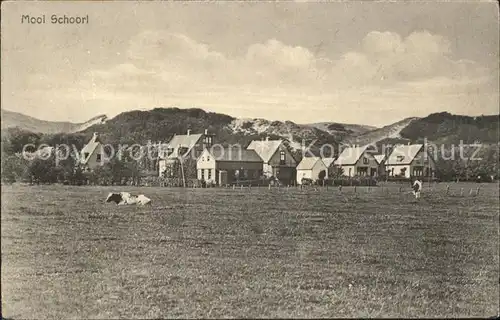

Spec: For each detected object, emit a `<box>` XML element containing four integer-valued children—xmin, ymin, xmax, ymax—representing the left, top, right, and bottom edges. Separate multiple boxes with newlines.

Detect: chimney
<box><xmin>92</xmin><ymin>132</ymin><xmax>98</xmax><ymax>142</ymax></box>
<box><xmin>187</xmin><ymin>129</ymin><xmax>191</xmax><ymax>136</ymax></box>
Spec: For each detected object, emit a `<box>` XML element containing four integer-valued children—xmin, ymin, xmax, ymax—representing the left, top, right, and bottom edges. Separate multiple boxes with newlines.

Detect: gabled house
<box><xmin>158</xmin><ymin>129</ymin><xmax>215</xmax><ymax>177</ymax></box>
<box><xmin>334</xmin><ymin>145</ymin><xmax>379</xmax><ymax>177</ymax></box>
<box><xmin>296</xmin><ymin>156</ymin><xmax>328</xmax><ymax>185</ymax></box>
<box><xmin>385</xmin><ymin>144</ymin><xmax>436</xmax><ymax>179</ymax></box>
<box><xmin>80</xmin><ymin>132</ymin><xmax>108</xmax><ymax>171</ymax></box>
<box><xmin>197</xmin><ymin>147</ymin><xmax>264</xmax><ymax>186</ymax></box>
<box><xmin>246</xmin><ymin>137</ymin><xmax>297</xmax><ymax>184</ymax></box>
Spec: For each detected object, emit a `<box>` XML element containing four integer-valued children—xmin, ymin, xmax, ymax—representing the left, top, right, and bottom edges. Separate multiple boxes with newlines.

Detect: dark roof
<box><xmin>209</xmin><ymin>147</ymin><xmax>263</xmax><ymax>162</ymax></box>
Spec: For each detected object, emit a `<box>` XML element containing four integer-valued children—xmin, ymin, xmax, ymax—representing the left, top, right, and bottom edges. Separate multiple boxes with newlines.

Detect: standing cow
<box><xmin>412</xmin><ymin>180</ymin><xmax>422</xmax><ymax>199</ymax></box>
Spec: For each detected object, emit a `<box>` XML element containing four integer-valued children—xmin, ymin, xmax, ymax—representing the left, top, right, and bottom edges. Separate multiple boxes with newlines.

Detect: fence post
<box><xmin>460</xmin><ymin>188</ymin><xmax>464</xmax><ymax>196</ymax></box>
<box><xmin>339</xmin><ymin>185</ymin><xmax>342</xmax><ymax>192</ymax></box>
<box><xmin>399</xmin><ymin>186</ymin><xmax>402</xmax><ymax>193</ymax></box>
<box><xmin>268</xmin><ymin>184</ymin><xmax>271</xmax><ymax>190</ymax></box>
<box><xmin>233</xmin><ymin>185</ymin><xmax>236</xmax><ymax>190</ymax></box>
<box><xmin>446</xmin><ymin>184</ymin><xmax>450</xmax><ymax>195</ymax></box>
<box><xmin>476</xmin><ymin>186</ymin><xmax>480</xmax><ymax>196</ymax></box>
<box><xmin>354</xmin><ymin>186</ymin><xmax>357</xmax><ymax>193</ymax></box>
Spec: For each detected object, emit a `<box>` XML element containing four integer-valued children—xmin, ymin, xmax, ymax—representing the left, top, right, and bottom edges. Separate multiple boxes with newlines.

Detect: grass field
<box><xmin>1</xmin><ymin>182</ymin><xmax>499</xmax><ymax>318</ymax></box>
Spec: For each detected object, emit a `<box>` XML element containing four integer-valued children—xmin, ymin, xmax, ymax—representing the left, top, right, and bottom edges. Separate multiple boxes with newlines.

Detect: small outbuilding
<box><xmin>296</xmin><ymin>157</ymin><xmax>328</xmax><ymax>185</ymax></box>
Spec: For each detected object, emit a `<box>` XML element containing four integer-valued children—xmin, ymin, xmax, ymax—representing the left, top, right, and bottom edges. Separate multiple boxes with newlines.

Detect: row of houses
<box><xmin>79</xmin><ymin>130</ymin><xmax>437</xmax><ymax>186</ymax></box>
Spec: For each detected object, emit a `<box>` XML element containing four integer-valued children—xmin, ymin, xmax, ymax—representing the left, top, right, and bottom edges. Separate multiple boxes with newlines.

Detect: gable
<box><xmin>354</xmin><ymin>152</ymin><xmax>378</xmax><ymax>167</ymax></box>
<box><xmin>313</xmin><ymin>159</ymin><xmax>328</xmax><ymax>172</ymax></box>
<box><xmin>268</xmin><ymin>144</ymin><xmax>297</xmax><ymax>166</ymax></box>
<box><xmin>336</xmin><ymin>145</ymin><xmax>368</xmax><ymax>165</ymax></box>
<box><xmin>410</xmin><ymin>149</ymin><xmax>437</xmax><ymax>168</ymax></box>
<box><xmin>163</xmin><ymin>134</ymin><xmax>203</xmax><ymax>159</ymax></box>
<box><xmin>197</xmin><ymin>149</ymin><xmax>216</xmax><ymax>167</ymax></box>
<box><xmin>297</xmin><ymin>157</ymin><xmax>321</xmax><ymax>170</ymax></box>
<box><xmin>386</xmin><ymin>144</ymin><xmax>424</xmax><ymax>165</ymax></box>
<box><xmin>246</xmin><ymin>140</ymin><xmax>283</xmax><ymax>163</ymax></box>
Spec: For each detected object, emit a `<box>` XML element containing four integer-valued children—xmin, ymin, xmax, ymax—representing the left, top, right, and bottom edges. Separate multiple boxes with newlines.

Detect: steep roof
<box><xmin>297</xmin><ymin>156</ymin><xmax>324</xmax><ymax>170</ymax></box>
<box><xmin>374</xmin><ymin>154</ymin><xmax>386</xmax><ymax>164</ymax></box>
<box><xmin>81</xmin><ymin>133</ymin><xmax>101</xmax><ymax>164</ymax></box>
<box><xmin>385</xmin><ymin>144</ymin><xmax>424</xmax><ymax>165</ymax></box>
<box><xmin>335</xmin><ymin>145</ymin><xmax>368</xmax><ymax>165</ymax></box>
<box><xmin>208</xmin><ymin>147</ymin><xmax>263</xmax><ymax>162</ymax></box>
<box><xmin>246</xmin><ymin>139</ymin><xmax>283</xmax><ymax>163</ymax></box>
<box><xmin>162</xmin><ymin>133</ymin><xmax>203</xmax><ymax>159</ymax></box>
<box><xmin>322</xmin><ymin>157</ymin><xmax>336</xmax><ymax>167</ymax></box>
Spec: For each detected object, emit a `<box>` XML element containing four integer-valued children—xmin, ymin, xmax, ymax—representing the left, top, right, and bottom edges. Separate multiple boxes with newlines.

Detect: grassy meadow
<box><xmin>1</xmin><ymin>182</ymin><xmax>499</xmax><ymax>318</ymax></box>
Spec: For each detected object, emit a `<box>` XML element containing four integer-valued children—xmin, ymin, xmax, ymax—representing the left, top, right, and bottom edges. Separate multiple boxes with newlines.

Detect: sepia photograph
<box><xmin>1</xmin><ymin>0</ymin><xmax>499</xmax><ymax>318</ymax></box>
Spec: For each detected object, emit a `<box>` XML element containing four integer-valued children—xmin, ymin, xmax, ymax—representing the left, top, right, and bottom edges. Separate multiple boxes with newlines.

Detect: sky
<box><xmin>1</xmin><ymin>1</ymin><xmax>499</xmax><ymax>127</ymax></box>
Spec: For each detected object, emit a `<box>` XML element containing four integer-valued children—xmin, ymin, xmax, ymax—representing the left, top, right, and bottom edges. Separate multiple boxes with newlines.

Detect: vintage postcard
<box><xmin>1</xmin><ymin>0</ymin><xmax>499</xmax><ymax>318</ymax></box>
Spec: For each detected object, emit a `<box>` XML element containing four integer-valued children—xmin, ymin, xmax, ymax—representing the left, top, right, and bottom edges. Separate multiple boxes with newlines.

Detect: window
<box><xmin>280</xmin><ymin>151</ymin><xmax>286</xmax><ymax>165</ymax></box>
<box><xmin>204</xmin><ymin>136</ymin><xmax>213</xmax><ymax>146</ymax></box>
<box><xmin>207</xmin><ymin>156</ymin><xmax>210</xmax><ymax>161</ymax></box>
<box><xmin>84</xmin><ymin>152</ymin><xmax>89</xmax><ymax>159</ymax></box>
<box><xmin>96</xmin><ymin>154</ymin><xmax>101</xmax><ymax>162</ymax></box>
<box><xmin>362</xmin><ymin>157</ymin><xmax>369</xmax><ymax>164</ymax></box>
<box><xmin>208</xmin><ymin>169</ymin><xmax>212</xmax><ymax>180</ymax></box>
<box><xmin>201</xmin><ymin>169</ymin><xmax>205</xmax><ymax>180</ymax></box>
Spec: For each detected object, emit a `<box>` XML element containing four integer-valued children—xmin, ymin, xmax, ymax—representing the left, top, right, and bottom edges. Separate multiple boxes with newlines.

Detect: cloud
<box><xmin>332</xmin><ymin>30</ymin><xmax>489</xmax><ymax>86</ymax></box>
<box><xmin>88</xmin><ymin>29</ymin><xmax>490</xmax><ymax>92</ymax></box>
<box><xmin>32</xmin><ymin>29</ymin><xmax>495</xmax><ymax>125</ymax></box>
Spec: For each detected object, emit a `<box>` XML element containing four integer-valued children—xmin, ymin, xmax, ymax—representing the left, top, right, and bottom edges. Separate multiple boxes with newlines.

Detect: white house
<box><xmin>385</xmin><ymin>144</ymin><xmax>436</xmax><ymax>179</ymax></box>
<box><xmin>196</xmin><ymin>147</ymin><xmax>264</xmax><ymax>186</ymax></box>
<box><xmin>334</xmin><ymin>145</ymin><xmax>379</xmax><ymax>177</ymax></box>
<box><xmin>296</xmin><ymin>157</ymin><xmax>328</xmax><ymax>184</ymax></box>
<box><xmin>80</xmin><ymin>132</ymin><xmax>108</xmax><ymax>171</ymax></box>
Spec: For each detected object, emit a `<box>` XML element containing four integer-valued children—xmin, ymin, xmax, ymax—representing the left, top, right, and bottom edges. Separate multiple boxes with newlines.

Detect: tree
<box><xmin>328</xmin><ymin>166</ymin><xmax>344</xmax><ymax>179</ymax></box>
<box><xmin>318</xmin><ymin>169</ymin><xmax>326</xmax><ymax>181</ymax></box>
<box><xmin>1</xmin><ymin>154</ymin><xmax>30</xmax><ymax>183</ymax></box>
<box><xmin>27</xmin><ymin>154</ymin><xmax>58</xmax><ymax>184</ymax></box>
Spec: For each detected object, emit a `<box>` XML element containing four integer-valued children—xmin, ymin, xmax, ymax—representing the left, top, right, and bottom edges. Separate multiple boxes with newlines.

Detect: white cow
<box><xmin>412</xmin><ymin>180</ymin><xmax>422</xmax><ymax>199</ymax></box>
<box><xmin>105</xmin><ymin>192</ymin><xmax>151</xmax><ymax>205</ymax></box>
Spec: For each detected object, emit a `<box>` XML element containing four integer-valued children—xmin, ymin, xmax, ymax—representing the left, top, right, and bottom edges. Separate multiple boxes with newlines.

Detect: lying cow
<box><xmin>105</xmin><ymin>192</ymin><xmax>151</xmax><ymax>205</ymax></box>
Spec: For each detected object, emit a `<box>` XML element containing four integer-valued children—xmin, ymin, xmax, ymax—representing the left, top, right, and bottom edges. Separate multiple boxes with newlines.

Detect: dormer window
<box><xmin>96</xmin><ymin>154</ymin><xmax>101</xmax><ymax>162</ymax></box>
<box><xmin>362</xmin><ymin>157</ymin><xmax>369</xmax><ymax>164</ymax></box>
<box><xmin>84</xmin><ymin>152</ymin><xmax>89</xmax><ymax>159</ymax></box>
<box><xmin>396</xmin><ymin>155</ymin><xmax>405</xmax><ymax>162</ymax></box>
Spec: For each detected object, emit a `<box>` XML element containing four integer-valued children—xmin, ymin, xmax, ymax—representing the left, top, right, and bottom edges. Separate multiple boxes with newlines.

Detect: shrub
<box><xmin>326</xmin><ymin>176</ymin><xmax>378</xmax><ymax>186</ymax></box>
